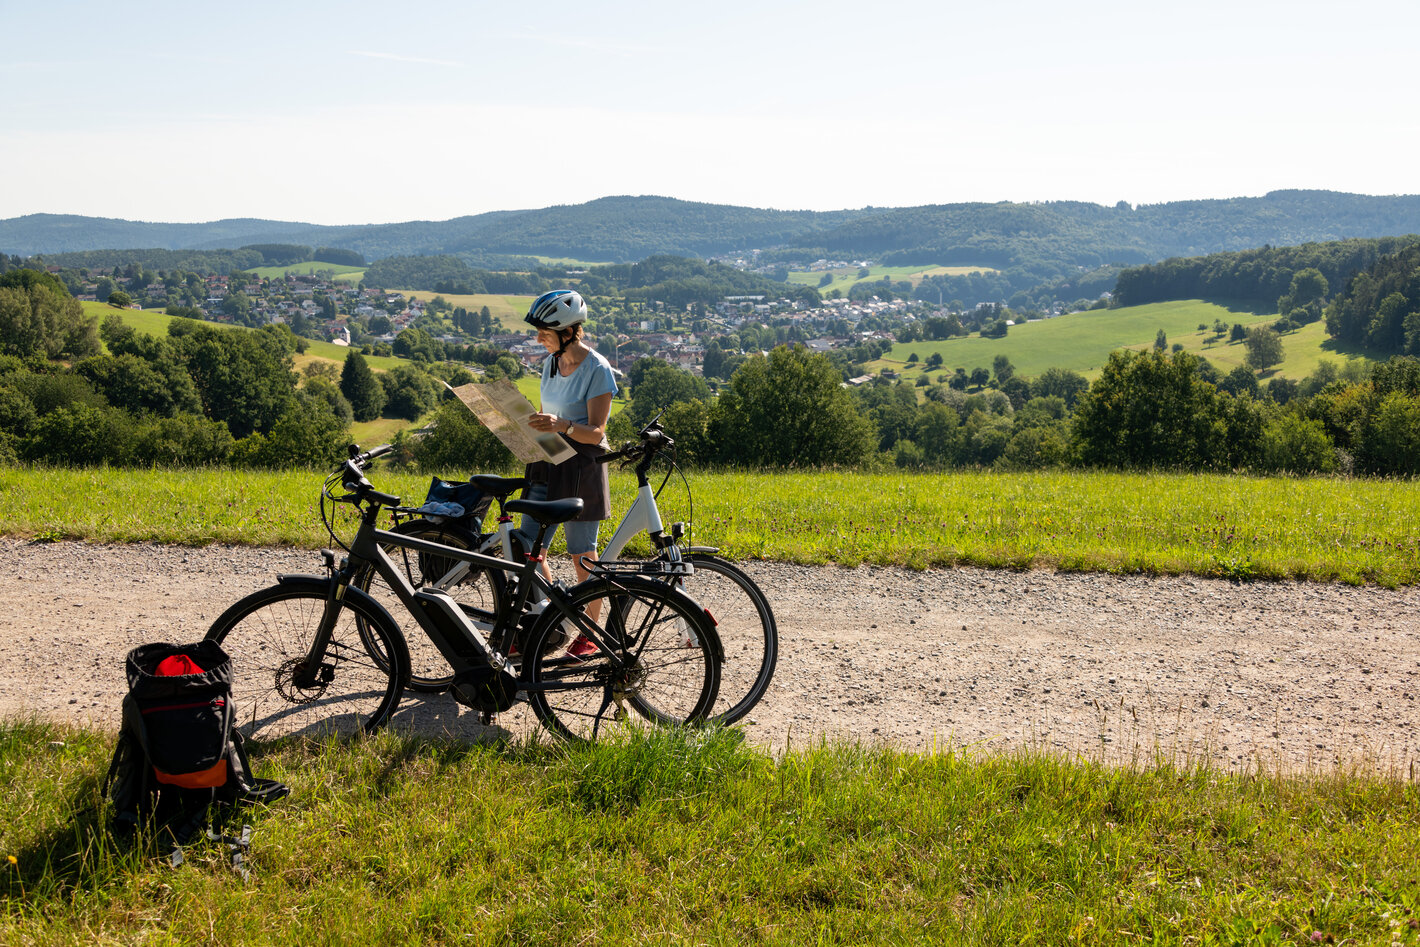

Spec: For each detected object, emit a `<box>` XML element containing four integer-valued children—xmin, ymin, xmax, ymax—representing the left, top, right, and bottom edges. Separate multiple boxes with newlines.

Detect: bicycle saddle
<box><xmin>503</xmin><ymin>497</ymin><xmax>583</xmax><ymax>524</ymax></box>
<box><xmin>471</xmin><ymin>474</ymin><xmax>527</xmax><ymax>497</ymax></box>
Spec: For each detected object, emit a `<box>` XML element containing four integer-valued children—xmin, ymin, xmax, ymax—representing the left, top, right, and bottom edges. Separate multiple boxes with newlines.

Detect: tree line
<box><xmin>408</xmin><ymin>345</ymin><xmax>1420</xmax><ymax>479</ymax></box>
<box><xmin>1113</xmin><ymin>235</ymin><xmax>1420</xmax><ymax>357</ymax></box>
<box><xmin>4</xmin><ymin>269</ymin><xmax>1417</xmax><ymax>478</ymax></box>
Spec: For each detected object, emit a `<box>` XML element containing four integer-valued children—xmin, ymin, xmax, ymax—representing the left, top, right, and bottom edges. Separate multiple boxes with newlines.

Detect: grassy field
<box><xmin>89</xmin><ymin>303</ymin><xmax>415</xmax><ymax>374</ymax></box>
<box><xmin>400</xmin><ymin>290</ymin><xmax>535</xmax><ymax>332</ymax></box>
<box><xmin>2</xmin><ymin>466</ymin><xmax>1415</xmax><ymax>585</ymax></box>
<box><xmin>243</xmin><ymin>261</ymin><xmax>366</xmax><ymax>282</ymax></box>
<box><xmin>81</xmin><ymin>300</ymin><xmax>169</xmax><ymax>337</ymax></box>
<box><xmin>3</xmin><ymin>721</ymin><xmax>1417</xmax><ymax>944</ymax></box>
<box><xmin>787</xmin><ymin>263</ymin><xmax>997</xmax><ymax>297</ymax></box>
<box><xmin>879</xmin><ymin>300</ymin><xmax>1376</xmax><ymax>382</ymax></box>
<box><xmin>530</xmin><ymin>253</ymin><xmax>615</xmax><ymax>268</ymax></box>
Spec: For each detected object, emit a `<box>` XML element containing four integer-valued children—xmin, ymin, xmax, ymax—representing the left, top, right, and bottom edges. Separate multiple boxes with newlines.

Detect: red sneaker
<box><xmin>568</xmin><ymin>635</ymin><xmax>599</xmax><ymax>659</ymax></box>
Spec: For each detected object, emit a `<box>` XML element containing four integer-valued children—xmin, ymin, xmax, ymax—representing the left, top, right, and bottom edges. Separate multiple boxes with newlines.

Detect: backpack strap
<box><xmin>208</xmin><ymin>823</ymin><xmax>253</xmax><ymax>883</ymax></box>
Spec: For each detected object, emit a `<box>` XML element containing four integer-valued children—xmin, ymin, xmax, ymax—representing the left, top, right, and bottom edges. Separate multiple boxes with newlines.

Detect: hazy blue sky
<box><xmin>4</xmin><ymin>0</ymin><xmax>1417</xmax><ymax>224</ymax></box>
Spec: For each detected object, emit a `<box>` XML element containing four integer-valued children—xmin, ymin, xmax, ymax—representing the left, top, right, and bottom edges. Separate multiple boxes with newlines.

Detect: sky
<box><xmin>4</xmin><ymin>0</ymin><xmax>1419</xmax><ymax>225</ymax></box>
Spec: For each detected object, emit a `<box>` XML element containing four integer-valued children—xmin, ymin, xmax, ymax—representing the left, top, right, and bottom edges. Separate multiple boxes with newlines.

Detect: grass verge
<box><xmin>2</xmin><ymin>466</ymin><xmax>1416</xmax><ymax>586</ymax></box>
<box><xmin>2</xmin><ymin>720</ymin><xmax>1417</xmax><ymax>943</ymax></box>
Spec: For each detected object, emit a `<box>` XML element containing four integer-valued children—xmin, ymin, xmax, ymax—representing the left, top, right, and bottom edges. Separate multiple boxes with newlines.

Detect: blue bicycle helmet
<box><xmin>525</xmin><ymin>290</ymin><xmax>587</xmax><ymax>330</ymax></box>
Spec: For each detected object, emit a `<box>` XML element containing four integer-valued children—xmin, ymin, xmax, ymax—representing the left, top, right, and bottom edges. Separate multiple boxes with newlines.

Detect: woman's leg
<box><xmin>564</xmin><ymin>519</ymin><xmax>603</xmax><ymax>627</ymax></box>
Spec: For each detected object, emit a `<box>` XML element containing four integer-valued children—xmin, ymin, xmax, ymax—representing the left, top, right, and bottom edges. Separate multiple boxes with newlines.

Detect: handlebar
<box><xmin>329</xmin><ymin>444</ymin><xmax>401</xmax><ymax>508</ymax></box>
<box><xmin>597</xmin><ymin>420</ymin><xmax>675</xmax><ymax>466</ymax></box>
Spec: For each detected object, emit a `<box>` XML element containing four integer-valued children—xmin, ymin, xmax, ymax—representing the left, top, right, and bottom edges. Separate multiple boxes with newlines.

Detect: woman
<box><xmin>515</xmin><ymin>290</ymin><xmax>618</xmax><ymax>645</ymax></box>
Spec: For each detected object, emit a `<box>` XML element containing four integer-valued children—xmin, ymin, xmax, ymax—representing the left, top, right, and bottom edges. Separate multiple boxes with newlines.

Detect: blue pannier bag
<box><xmin>420</xmin><ymin>476</ymin><xmax>492</xmax><ymax>528</ymax></box>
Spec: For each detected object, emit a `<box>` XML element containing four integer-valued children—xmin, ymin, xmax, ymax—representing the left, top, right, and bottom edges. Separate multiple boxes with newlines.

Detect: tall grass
<box><xmin>3</xmin><ymin>465</ymin><xmax>1415</xmax><ymax>585</ymax></box>
<box><xmin>3</xmin><ymin>721</ymin><xmax>1417</xmax><ymax>943</ymax></box>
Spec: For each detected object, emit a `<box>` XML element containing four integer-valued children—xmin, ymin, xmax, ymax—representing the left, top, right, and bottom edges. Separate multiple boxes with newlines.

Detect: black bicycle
<box><xmin>354</xmin><ymin>417</ymin><xmax>778</xmax><ymax>726</ymax></box>
<box><xmin>205</xmin><ymin>445</ymin><xmax>723</xmax><ymax>742</ymax></box>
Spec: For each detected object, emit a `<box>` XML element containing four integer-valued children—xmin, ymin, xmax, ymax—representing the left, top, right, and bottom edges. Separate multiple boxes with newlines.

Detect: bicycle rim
<box><xmin>680</xmin><ymin>554</ymin><xmax>778</xmax><ymax>725</ymax></box>
<box><xmin>207</xmin><ymin>584</ymin><xmax>407</xmax><ymax>741</ymax></box>
<box><xmin>525</xmin><ymin>578</ymin><xmax>718</xmax><ymax>741</ymax></box>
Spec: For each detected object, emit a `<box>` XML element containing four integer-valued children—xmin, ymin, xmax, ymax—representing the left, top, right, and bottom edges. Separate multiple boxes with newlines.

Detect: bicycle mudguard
<box><xmin>684</xmin><ymin>546</ymin><xmax>720</xmax><ymax>554</ymax></box>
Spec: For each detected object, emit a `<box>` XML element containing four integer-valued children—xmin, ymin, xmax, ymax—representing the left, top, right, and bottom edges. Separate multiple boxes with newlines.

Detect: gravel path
<box><xmin>3</xmin><ymin>537</ymin><xmax>1418</xmax><ymax>772</ymax></box>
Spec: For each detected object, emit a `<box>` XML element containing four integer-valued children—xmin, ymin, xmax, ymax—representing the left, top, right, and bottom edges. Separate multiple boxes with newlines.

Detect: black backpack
<box><xmin>103</xmin><ymin>641</ymin><xmax>289</xmax><ymax>877</ymax></box>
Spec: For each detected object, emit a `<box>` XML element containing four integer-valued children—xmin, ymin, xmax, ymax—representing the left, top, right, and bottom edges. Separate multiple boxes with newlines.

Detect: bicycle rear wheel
<box><xmin>206</xmin><ymin>580</ymin><xmax>408</xmax><ymax>741</ymax></box>
<box><xmin>677</xmin><ymin>554</ymin><xmax>778</xmax><ymax>725</ymax></box>
<box><xmin>523</xmin><ymin>576</ymin><xmax>720</xmax><ymax>742</ymax></box>
<box><xmin>354</xmin><ymin>518</ymin><xmax>508</xmax><ymax>693</ymax></box>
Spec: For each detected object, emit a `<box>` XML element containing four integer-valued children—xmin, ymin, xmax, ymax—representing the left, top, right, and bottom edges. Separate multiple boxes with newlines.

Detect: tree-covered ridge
<box><xmin>577</xmin><ymin>255</ymin><xmax>820</xmax><ymax>307</ymax></box>
<box><xmin>1325</xmin><ymin>242</ymin><xmax>1420</xmax><ymax>355</ymax></box>
<box><xmin>1112</xmin><ymin>236</ymin><xmax>1420</xmax><ymax>310</ymax></box>
<box><xmin>9</xmin><ymin>191</ymin><xmax>1420</xmax><ymax>269</ymax></box>
<box><xmin>361</xmin><ymin>256</ymin><xmax>550</xmax><ymax>295</ymax></box>
<box><xmin>28</xmin><ymin>247</ymin><xmax>270</xmax><ymax>276</ymax></box>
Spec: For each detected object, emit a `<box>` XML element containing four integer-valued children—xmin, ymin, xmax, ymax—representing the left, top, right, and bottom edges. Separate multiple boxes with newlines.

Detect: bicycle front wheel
<box><xmin>523</xmin><ymin>576</ymin><xmax>720</xmax><ymax>742</ymax></box>
<box><xmin>678</xmin><ymin>554</ymin><xmax>778</xmax><ymax>725</ymax></box>
<box><xmin>206</xmin><ymin>581</ymin><xmax>408</xmax><ymax>741</ymax></box>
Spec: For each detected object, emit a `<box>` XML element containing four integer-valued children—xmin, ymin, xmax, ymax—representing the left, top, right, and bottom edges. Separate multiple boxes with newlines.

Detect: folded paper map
<box><xmin>445</xmin><ymin>380</ymin><xmax>576</xmax><ymax>465</ymax></box>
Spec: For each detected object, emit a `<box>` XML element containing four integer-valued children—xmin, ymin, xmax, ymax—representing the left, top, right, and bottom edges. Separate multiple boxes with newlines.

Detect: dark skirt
<box><xmin>525</xmin><ymin>436</ymin><xmax>610</xmax><ymax>522</ymax></box>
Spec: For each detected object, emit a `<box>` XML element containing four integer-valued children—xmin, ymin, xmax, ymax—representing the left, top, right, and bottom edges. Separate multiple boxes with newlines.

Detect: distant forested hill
<box><xmin>8</xmin><ymin>191</ymin><xmax>1420</xmax><ymax>272</ymax></box>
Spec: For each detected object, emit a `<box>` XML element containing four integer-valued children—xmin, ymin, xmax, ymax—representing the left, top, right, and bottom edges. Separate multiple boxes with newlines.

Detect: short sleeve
<box><xmin>586</xmin><ymin>356</ymin><xmax>617</xmax><ymax>401</ymax></box>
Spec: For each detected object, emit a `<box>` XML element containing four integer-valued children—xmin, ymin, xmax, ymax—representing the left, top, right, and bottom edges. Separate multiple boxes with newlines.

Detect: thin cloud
<box><xmin>350</xmin><ymin>50</ymin><xmax>463</xmax><ymax>67</ymax></box>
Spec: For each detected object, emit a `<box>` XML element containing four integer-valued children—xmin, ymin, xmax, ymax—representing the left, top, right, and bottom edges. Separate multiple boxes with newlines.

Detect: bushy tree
<box><xmin>167</xmin><ymin>319</ymin><xmax>297</xmax><ymax>438</ymax></box>
<box><xmin>627</xmin><ymin>359</ymin><xmax>707</xmax><ymax>427</ymax></box>
<box><xmin>1244</xmin><ymin>327</ymin><xmax>1284</xmax><ymax>371</ymax></box>
<box><xmin>341</xmin><ymin>351</ymin><xmax>386</xmax><ymax>422</ymax></box>
<box><xmin>709</xmin><ymin>345</ymin><xmax>875</xmax><ymax>467</ymax></box>
<box><xmin>0</xmin><ymin>269</ymin><xmax>100</xmax><ymax>359</ymax></box>
<box><xmin>21</xmin><ymin>402</ymin><xmax>135</xmax><ymax>465</ymax></box>
<box><xmin>131</xmin><ymin>414</ymin><xmax>235</xmax><ymax>466</ymax></box>
<box><xmin>75</xmin><ymin>353</ymin><xmax>200</xmax><ymax>418</ymax></box>
<box><xmin>1258</xmin><ymin>414</ymin><xmax>1336</xmax><ymax>474</ymax></box>
<box><xmin>1359</xmin><ymin>391</ymin><xmax>1420</xmax><ymax>475</ymax></box>
<box><xmin>1276</xmin><ymin>267</ymin><xmax>1328</xmax><ymax>323</ymax></box>
<box><xmin>1072</xmin><ymin>349</ymin><xmax>1259</xmax><ymax>469</ymax></box>
<box><xmin>408</xmin><ymin>396</ymin><xmax>514</xmax><ymax>474</ymax></box>
<box><xmin>381</xmin><ymin>364</ymin><xmax>438</xmax><ymax>421</ymax></box>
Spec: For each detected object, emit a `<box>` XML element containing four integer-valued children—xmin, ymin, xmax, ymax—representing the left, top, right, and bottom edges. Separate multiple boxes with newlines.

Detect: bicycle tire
<box><xmin>523</xmin><ymin>576</ymin><xmax>721</xmax><ymax>742</ymax></box>
<box><xmin>353</xmin><ymin>518</ymin><xmax>508</xmax><ymax>693</ymax></box>
<box><xmin>205</xmin><ymin>579</ymin><xmax>408</xmax><ymax>741</ymax></box>
<box><xmin>677</xmin><ymin>553</ymin><xmax>778</xmax><ymax>725</ymax></box>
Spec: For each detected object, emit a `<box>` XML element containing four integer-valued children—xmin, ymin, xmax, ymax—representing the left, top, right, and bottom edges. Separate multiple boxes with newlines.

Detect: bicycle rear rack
<box><xmin>590</xmin><ymin>560</ymin><xmax>695</xmax><ymax>578</ymax></box>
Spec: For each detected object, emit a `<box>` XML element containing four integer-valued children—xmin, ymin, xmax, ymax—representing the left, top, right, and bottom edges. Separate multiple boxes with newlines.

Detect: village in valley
<box><xmin>74</xmin><ymin>261</ymin><xmax>961</xmax><ymax>383</ymax></box>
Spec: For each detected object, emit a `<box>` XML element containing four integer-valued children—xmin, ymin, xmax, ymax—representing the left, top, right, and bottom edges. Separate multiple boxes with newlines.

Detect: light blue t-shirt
<box><xmin>540</xmin><ymin>347</ymin><xmax>618</xmax><ymax>438</ymax></box>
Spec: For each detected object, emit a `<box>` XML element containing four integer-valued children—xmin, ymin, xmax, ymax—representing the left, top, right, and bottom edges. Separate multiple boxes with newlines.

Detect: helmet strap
<box><xmin>551</xmin><ymin>330</ymin><xmax>574</xmax><ymax>374</ymax></box>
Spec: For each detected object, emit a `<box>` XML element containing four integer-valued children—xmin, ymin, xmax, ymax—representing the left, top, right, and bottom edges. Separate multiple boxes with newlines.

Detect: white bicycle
<box><xmin>355</xmin><ymin>416</ymin><xmax>777</xmax><ymax>726</ymax></box>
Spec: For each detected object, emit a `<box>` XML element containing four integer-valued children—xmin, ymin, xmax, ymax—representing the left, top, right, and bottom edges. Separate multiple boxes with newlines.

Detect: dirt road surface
<box><xmin>3</xmin><ymin>538</ymin><xmax>1417</xmax><ymax>773</ymax></box>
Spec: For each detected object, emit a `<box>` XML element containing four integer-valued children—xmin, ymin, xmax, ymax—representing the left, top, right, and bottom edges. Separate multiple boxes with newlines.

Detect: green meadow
<box><xmin>787</xmin><ymin>263</ymin><xmax>996</xmax><ymax>296</ymax></box>
<box><xmin>2</xmin><ymin>466</ymin><xmax>1415</xmax><ymax>586</ymax></box>
<box><xmin>881</xmin><ymin>300</ymin><xmax>1376</xmax><ymax>382</ymax></box>
<box><xmin>400</xmin><ymin>289</ymin><xmax>535</xmax><ymax>332</ymax></box>
<box><xmin>3</xmin><ymin>722</ymin><xmax>1418</xmax><ymax>945</ymax></box>
<box><xmin>86</xmin><ymin>302</ymin><xmax>414</xmax><ymax>374</ymax></box>
<box><xmin>243</xmin><ymin>261</ymin><xmax>366</xmax><ymax>281</ymax></box>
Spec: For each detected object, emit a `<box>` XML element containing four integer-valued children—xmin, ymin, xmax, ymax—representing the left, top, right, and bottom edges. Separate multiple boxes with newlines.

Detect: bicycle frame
<box><xmin>302</xmin><ymin>496</ymin><xmax>627</xmax><ymax>699</ymax></box>
<box><xmin>410</xmin><ymin>439</ymin><xmax>696</xmax><ymax>596</ymax></box>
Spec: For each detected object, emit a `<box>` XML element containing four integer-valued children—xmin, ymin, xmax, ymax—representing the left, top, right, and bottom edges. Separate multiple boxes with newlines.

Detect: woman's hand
<box><xmin>528</xmin><ymin>412</ymin><xmax>565</xmax><ymax>433</ymax></box>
